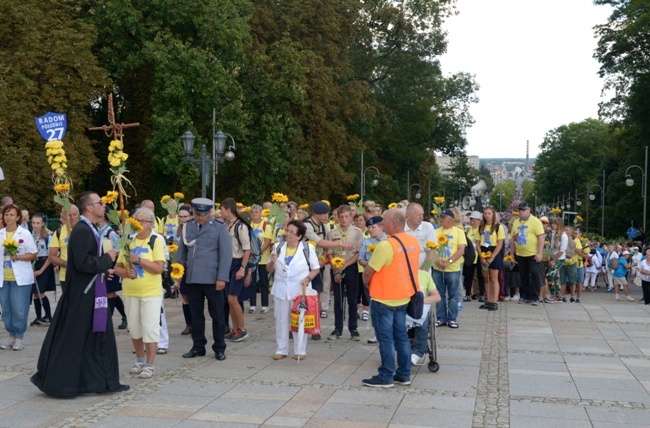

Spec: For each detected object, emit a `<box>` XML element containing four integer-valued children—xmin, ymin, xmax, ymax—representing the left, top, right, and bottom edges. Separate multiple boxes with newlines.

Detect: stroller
<box><xmin>407</xmin><ymin>305</ymin><xmax>440</xmax><ymax>373</ymax></box>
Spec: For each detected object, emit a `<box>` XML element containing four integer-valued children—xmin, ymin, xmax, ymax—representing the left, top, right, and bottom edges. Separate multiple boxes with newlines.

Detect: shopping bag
<box><xmin>290</xmin><ymin>287</ymin><xmax>321</xmax><ymax>335</ymax></box>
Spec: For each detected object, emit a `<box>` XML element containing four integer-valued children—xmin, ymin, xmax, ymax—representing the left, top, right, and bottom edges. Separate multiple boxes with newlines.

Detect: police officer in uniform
<box><xmin>177</xmin><ymin>198</ymin><xmax>232</xmax><ymax>360</ymax></box>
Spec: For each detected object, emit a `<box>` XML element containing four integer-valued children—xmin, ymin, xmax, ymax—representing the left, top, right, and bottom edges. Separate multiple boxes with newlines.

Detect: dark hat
<box><xmin>366</xmin><ymin>216</ymin><xmax>383</xmax><ymax>227</ymax></box>
<box><xmin>440</xmin><ymin>209</ymin><xmax>455</xmax><ymax>218</ymax></box>
<box><xmin>192</xmin><ymin>197</ymin><xmax>213</xmax><ymax>215</ymax></box>
<box><xmin>518</xmin><ymin>201</ymin><xmax>531</xmax><ymax>210</ymax></box>
<box><xmin>312</xmin><ymin>201</ymin><xmax>330</xmax><ymax>215</ymax></box>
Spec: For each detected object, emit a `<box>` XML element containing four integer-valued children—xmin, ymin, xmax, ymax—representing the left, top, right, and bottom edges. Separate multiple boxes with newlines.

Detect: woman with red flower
<box><xmin>0</xmin><ymin>204</ymin><xmax>37</xmax><ymax>351</ymax></box>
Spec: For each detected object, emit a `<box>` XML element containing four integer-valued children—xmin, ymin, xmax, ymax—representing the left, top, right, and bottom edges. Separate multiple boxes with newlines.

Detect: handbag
<box><xmin>392</xmin><ymin>235</ymin><xmax>424</xmax><ymax>319</ymax></box>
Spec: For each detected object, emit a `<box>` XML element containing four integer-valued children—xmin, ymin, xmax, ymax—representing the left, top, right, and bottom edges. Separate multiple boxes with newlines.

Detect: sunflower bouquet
<box><xmin>2</xmin><ymin>238</ymin><xmax>20</xmax><ymax>257</ymax></box>
<box><xmin>480</xmin><ymin>251</ymin><xmax>492</xmax><ymax>271</ymax></box>
<box><xmin>170</xmin><ymin>263</ymin><xmax>185</xmax><ymax>280</ymax></box>
<box><xmin>103</xmin><ymin>191</ymin><xmax>142</xmax><ymax>254</ymax></box>
<box><xmin>45</xmin><ymin>140</ymin><xmax>74</xmax><ymax>211</ymax></box>
<box><xmin>430</xmin><ymin>196</ymin><xmax>448</xmax><ymax>223</ymax></box>
<box><xmin>423</xmin><ymin>234</ymin><xmax>449</xmax><ymax>270</ymax></box>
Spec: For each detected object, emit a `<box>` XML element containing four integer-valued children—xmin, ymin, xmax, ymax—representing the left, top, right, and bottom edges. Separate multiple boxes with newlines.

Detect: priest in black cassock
<box><xmin>31</xmin><ymin>191</ymin><xmax>128</xmax><ymax>397</ymax></box>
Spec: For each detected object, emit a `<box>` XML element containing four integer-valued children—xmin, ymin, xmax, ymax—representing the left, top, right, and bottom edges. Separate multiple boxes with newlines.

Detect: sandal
<box><xmin>320</xmin><ymin>310</ymin><xmax>328</xmax><ymax>319</ymax></box>
<box><xmin>128</xmin><ymin>362</ymin><xmax>144</xmax><ymax>375</ymax></box>
<box><xmin>435</xmin><ymin>321</ymin><xmax>445</xmax><ymax>327</ymax></box>
<box><xmin>448</xmin><ymin>321</ymin><xmax>459</xmax><ymax>329</ymax></box>
<box><xmin>138</xmin><ymin>366</ymin><xmax>155</xmax><ymax>379</ymax></box>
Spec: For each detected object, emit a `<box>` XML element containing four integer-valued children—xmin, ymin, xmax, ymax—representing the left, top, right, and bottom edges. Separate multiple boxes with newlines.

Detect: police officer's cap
<box><xmin>312</xmin><ymin>201</ymin><xmax>330</xmax><ymax>215</ymax></box>
<box><xmin>192</xmin><ymin>198</ymin><xmax>213</xmax><ymax>215</ymax></box>
<box><xmin>366</xmin><ymin>216</ymin><xmax>383</xmax><ymax>227</ymax></box>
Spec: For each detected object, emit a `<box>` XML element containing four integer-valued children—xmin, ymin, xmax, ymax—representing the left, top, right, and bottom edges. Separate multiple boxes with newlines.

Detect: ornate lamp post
<box><xmin>624</xmin><ymin>146</ymin><xmax>648</xmax><ymax>232</ymax></box>
<box><xmin>361</xmin><ymin>166</ymin><xmax>380</xmax><ymax>201</ymax></box>
<box><xmin>410</xmin><ymin>183</ymin><xmax>422</xmax><ymax>200</ymax></box>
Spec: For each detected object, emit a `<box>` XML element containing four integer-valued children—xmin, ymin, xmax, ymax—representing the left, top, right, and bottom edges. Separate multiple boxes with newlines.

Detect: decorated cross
<box><xmin>89</xmin><ymin>93</ymin><xmax>140</xmax><ymax>139</ymax></box>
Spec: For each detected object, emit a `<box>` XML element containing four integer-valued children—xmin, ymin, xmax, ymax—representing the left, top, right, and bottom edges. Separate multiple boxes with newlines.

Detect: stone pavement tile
<box><xmin>508</xmin><ymin>352</ymin><xmax>565</xmax><ymax>364</ymax></box>
<box><xmin>509</xmin><ymin>373</ymin><xmax>580</xmax><ymax>399</ymax></box>
<box><xmin>509</xmin><ymin>369</ymin><xmax>571</xmax><ymax>378</ymax></box>
<box><xmin>586</xmin><ymin>407</ymin><xmax>650</xmax><ymax>425</ymax></box>
<box><xmin>275</xmin><ymin>387</ymin><xmax>335</xmax><ymax>419</ymax></box>
<box><xmin>510</xmin><ymin>401</ymin><xmax>590</xmax><ymax>419</ymax></box>
<box><xmin>249</xmin><ymin>367</ymin><xmax>320</xmax><ymax>384</ymax></box>
<box><xmin>574</xmin><ymin>377</ymin><xmax>647</xmax><ymax>393</ymax></box>
<box><xmin>508</xmin><ymin>341</ymin><xmax>560</xmax><ymax>353</ymax></box>
<box><xmin>391</xmin><ymin>406</ymin><xmax>473</xmax><ymax>427</ymax></box>
<box><xmin>0</xmin><ymin>371</ymin><xmax>22</xmax><ymax>382</ymax></box>
<box><xmin>190</xmin><ymin>397</ymin><xmax>286</xmax><ymax>424</ymax></box>
<box><xmin>327</xmin><ymin>389</ymin><xmax>404</xmax><ymax>407</ymax></box>
<box><xmin>263</xmin><ymin>415</ymin><xmax>309</xmax><ymax>427</ymax></box>
<box><xmin>432</xmin><ymin>348</ymin><xmax>482</xmax><ymax>366</ymax></box>
<box><xmin>312</xmin><ymin>402</ymin><xmax>396</xmax><ymax>424</ymax></box>
<box><xmin>509</xmin><ymin>416</ymin><xmax>593</xmax><ymax>428</ymax></box>
<box><xmin>410</xmin><ymin>373</ymin><xmax>478</xmax><ymax>393</ymax></box>
<box><xmin>304</xmin><ymin>420</ymin><xmax>386</xmax><ymax>428</ymax></box>
<box><xmin>155</xmin><ymin>380</ymin><xmax>236</xmax><ymax>397</ymax></box>
<box><xmin>185</xmin><ymin>364</ymin><xmax>259</xmax><ymax>380</ymax></box>
<box><xmin>621</xmin><ymin>357</ymin><xmax>650</xmax><ymax>379</ymax></box>
<box><xmin>565</xmin><ymin>361</ymin><xmax>635</xmax><ymax>380</ymax></box>
<box><xmin>6</xmin><ymin>392</ymin><xmax>105</xmax><ymax>412</ymax></box>
<box><xmin>224</xmin><ymin>383</ymin><xmax>301</xmax><ymax>400</ymax></box>
<box><xmin>0</xmin><ymin>409</ymin><xmax>74</xmax><ymax>428</ymax></box>
<box><xmin>0</xmin><ymin>383</ymin><xmax>42</xmax><ymax>402</ymax></box>
<box><xmin>313</xmin><ymin>373</ymin><xmax>353</xmax><ymax>386</ymax></box>
<box><xmin>578</xmin><ymin>387</ymin><xmax>650</xmax><ymax>404</ymax></box>
<box><xmin>508</xmin><ymin>360</ymin><xmax>568</xmax><ymax>372</ymax></box>
<box><xmin>82</xmin><ymin>414</ymin><xmax>180</xmax><ymax>428</ymax></box>
<box><xmin>400</xmin><ymin>394</ymin><xmax>475</xmax><ymax>412</ymax></box>
<box><xmin>176</xmin><ymin>420</ymin><xmax>258</xmax><ymax>428</ymax></box>
<box><xmin>558</xmin><ymin>343</ymin><xmax>616</xmax><ymax>355</ymax></box>
<box><xmin>119</xmin><ymin>404</ymin><xmax>195</xmax><ymax>420</ymax></box>
<box><xmin>507</xmin><ymin>326</ymin><xmax>554</xmax><ymax>335</ymax></box>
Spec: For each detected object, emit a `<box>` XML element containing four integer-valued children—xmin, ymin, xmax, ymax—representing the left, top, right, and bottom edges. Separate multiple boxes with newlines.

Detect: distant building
<box><xmin>436</xmin><ymin>155</ymin><xmax>479</xmax><ymax>176</ymax></box>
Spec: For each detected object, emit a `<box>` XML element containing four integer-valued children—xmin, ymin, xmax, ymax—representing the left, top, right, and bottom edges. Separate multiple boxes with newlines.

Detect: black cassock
<box><xmin>31</xmin><ymin>221</ymin><xmax>123</xmax><ymax>397</ymax></box>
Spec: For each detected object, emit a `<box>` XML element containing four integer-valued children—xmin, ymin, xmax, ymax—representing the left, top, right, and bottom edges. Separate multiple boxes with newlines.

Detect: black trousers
<box><xmin>187</xmin><ymin>283</ymin><xmax>226</xmax><ymax>354</ymax></box>
<box><xmin>332</xmin><ymin>265</ymin><xmax>359</xmax><ymax>333</ymax></box>
<box><xmin>463</xmin><ymin>262</ymin><xmax>485</xmax><ymax>297</ymax></box>
<box><xmin>516</xmin><ymin>255</ymin><xmax>542</xmax><ymax>301</ymax></box>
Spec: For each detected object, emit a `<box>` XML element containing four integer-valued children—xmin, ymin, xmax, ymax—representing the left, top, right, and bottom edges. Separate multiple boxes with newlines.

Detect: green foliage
<box><xmin>0</xmin><ymin>0</ymin><xmax>109</xmax><ymax>213</ymax></box>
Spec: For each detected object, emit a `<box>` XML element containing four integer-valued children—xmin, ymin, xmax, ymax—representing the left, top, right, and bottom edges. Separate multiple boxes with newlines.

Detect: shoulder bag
<box><xmin>392</xmin><ymin>235</ymin><xmax>424</xmax><ymax>319</ymax></box>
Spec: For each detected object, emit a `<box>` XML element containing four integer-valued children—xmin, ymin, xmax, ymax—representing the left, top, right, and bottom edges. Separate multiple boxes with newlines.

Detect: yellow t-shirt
<box><xmin>563</xmin><ymin>238</ymin><xmax>583</xmax><ymax>266</ymax></box>
<box><xmin>418</xmin><ymin>270</ymin><xmax>436</xmax><ymax>295</ymax></box>
<box><xmin>118</xmin><ymin>234</ymin><xmax>166</xmax><ymax>298</ymax></box>
<box><xmin>368</xmin><ymin>239</ymin><xmax>411</xmax><ymax>307</ymax></box>
<box><xmin>3</xmin><ymin>231</ymin><xmax>15</xmax><ymax>281</ymax></box>
<box><xmin>510</xmin><ymin>216</ymin><xmax>545</xmax><ymax>257</ymax></box>
<box><xmin>157</xmin><ymin>215</ymin><xmax>180</xmax><ymax>241</ymax></box>
<box><xmin>251</xmin><ymin>221</ymin><xmax>273</xmax><ymax>265</ymax></box>
<box><xmin>480</xmin><ymin>224</ymin><xmax>506</xmax><ymax>248</ymax></box>
<box><xmin>467</xmin><ymin>226</ymin><xmax>480</xmax><ymax>264</ymax></box>
<box><xmin>434</xmin><ymin>227</ymin><xmax>467</xmax><ymax>272</ymax></box>
<box><xmin>50</xmin><ymin>226</ymin><xmax>70</xmax><ymax>280</ymax></box>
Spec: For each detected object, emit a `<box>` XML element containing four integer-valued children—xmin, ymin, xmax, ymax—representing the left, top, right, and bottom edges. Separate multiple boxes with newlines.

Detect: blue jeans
<box><xmin>370</xmin><ymin>300</ymin><xmax>411</xmax><ymax>382</ymax></box>
<box><xmin>0</xmin><ymin>281</ymin><xmax>32</xmax><ymax>338</ymax></box>
<box><xmin>432</xmin><ymin>270</ymin><xmax>461</xmax><ymax>323</ymax></box>
<box><xmin>412</xmin><ymin>310</ymin><xmax>430</xmax><ymax>357</ymax></box>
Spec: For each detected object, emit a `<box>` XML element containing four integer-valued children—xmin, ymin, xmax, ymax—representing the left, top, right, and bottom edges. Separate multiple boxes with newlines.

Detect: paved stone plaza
<box><xmin>0</xmin><ymin>286</ymin><xmax>648</xmax><ymax>428</ymax></box>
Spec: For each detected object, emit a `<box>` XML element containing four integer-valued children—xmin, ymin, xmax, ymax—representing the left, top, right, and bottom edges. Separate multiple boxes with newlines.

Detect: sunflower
<box><xmin>431</xmin><ymin>209</ymin><xmax>438</xmax><ymax>215</ymax></box>
<box><xmin>236</xmin><ymin>202</ymin><xmax>243</xmax><ymax>208</ymax></box>
<box><xmin>437</xmin><ymin>234</ymin><xmax>448</xmax><ymax>245</ymax></box>
<box><xmin>167</xmin><ymin>244</ymin><xmax>179</xmax><ymax>253</ymax></box>
<box><xmin>272</xmin><ymin>192</ymin><xmax>289</xmax><ymax>203</ymax></box>
<box><xmin>388</xmin><ymin>202</ymin><xmax>398</xmax><ymax>209</ymax></box>
<box><xmin>160</xmin><ymin>195</ymin><xmax>171</xmax><ymax>205</ymax></box>
<box><xmin>116</xmin><ymin>209</ymin><xmax>130</xmax><ymax>218</ymax></box>
<box><xmin>101</xmin><ymin>191</ymin><xmax>118</xmax><ymax>205</ymax></box>
<box><xmin>241</xmin><ymin>206</ymin><xmax>251</xmax><ymax>212</ymax></box>
<box><xmin>512</xmin><ymin>211</ymin><xmax>519</xmax><ymax>217</ymax></box>
<box><xmin>433</xmin><ymin>196</ymin><xmax>445</xmax><ymax>204</ymax></box>
<box><xmin>261</xmin><ymin>208</ymin><xmax>270</xmax><ymax>217</ymax></box>
<box><xmin>126</xmin><ymin>217</ymin><xmax>143</xmax><ymax>232</ymax></box>
<box><xmin>576</xmin><ymin>215</ymin><xmax>584</xmax><ymax>222</ymax></box>
<box><xmin>504</xmin><ymin>255</ymin><xmax>514</xmax><ymax>262</ymax></box>
<box><xmin>170</xmin><ymin>263</ymin><xmax>185</xmax><ymax>280</ymax></box>
<box><xmin>330</xmin><ymin>257</ymin><xmax>345</xmax><ymax>269</ymax></box>
<box><xmin>426</xmin><ymin>240</ymin><xmax>439</xmax><ymax>250</ymax></box>
<box><xmin>299</xmin><ymin>203</ymin><xmax>309</xmax><ymax>210</ymax></box>
<box><xmin>481</xmin><ymin>251</ymin><xmax>492</xmax><ymax>259</ymax></box>
<box><xmin>173</xmin><ymin>192</ymin><xmax>184</xmax><ymax>200</ymax></box>
<box><xmin>367</xmin><ymin>244</ymin><xmax>376</xmax><ymax>253</ymax></box>
<box><xmin>347</xmin><ymin>194</ymin><xmax>360</xmax><ymax>201</ymax></box>
<box><xmin>54</xmin><ymin>183</ymin><xmax>70</xmax><ymax>193</ymax></box>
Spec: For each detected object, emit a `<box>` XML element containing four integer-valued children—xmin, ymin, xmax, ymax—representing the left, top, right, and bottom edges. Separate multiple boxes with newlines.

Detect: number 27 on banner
<box><xmin>34</xmin><ymin>112</ymin><xmax>67</xmax><ymax>142</ymax></box>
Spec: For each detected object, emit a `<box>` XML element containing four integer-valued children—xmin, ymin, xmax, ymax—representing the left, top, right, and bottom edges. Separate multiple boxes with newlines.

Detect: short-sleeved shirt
<box><xmin>367</xmin><ymin>239</ymin><xmax>411</xmax><ymax>307</ymax></box>
<box><xmin>359</xmin><ymin>234</ymin><xmax>388</xmax><ymax>264</ymax></box>
<box><xmin>118</xmin><ymin>233</ymin><xmax>166</xmax><ymax>298</ymax></box>
<box><xmin>251</xmin><ymin>220</ymin><xmax>273</xmax><ymax>265</ymax></box>
<box><xmin>564</xmin><ymin>238</ymin><xmax>582</xmax><ymax>266</ymax></box>
<box><xmin>418</xmin><ymin>269</ymin><xmax>437</xmax><ymax>295</ymax></box>
<box><xmin>228</xmin><ymin>219</ymin><xmax>251</xmax><ymax>259</ymax></box>
<box><xmin>510</xmin><ymin>216</ymin><xmax>545</xmax><ymax>257</ymax></box>
<box><xmin>433</xmin><ymin>226</ymin><xmax>467</xmax><ymax>272</ymax></box>
<box><xmin>614</xmin><ymin>256</ymin><xmax>629</xmax><ymax>278</ymax></box>
<box><xmin>480</xmin><ymin>224</ymin><xmax>505</xmax><ymax>248</ymax></box>
<box><xmin>157</xmin><ymin>215</ymin><xmax>180</xmax><ymax>243</ymax></box>
<box><xmin>466</xmin><ymin>226</ymin><xmax>480</xmax><ymax>264</ymax></box>
<box><xmin>327</xmin><ymin>225</ymin><xmax>364</xmax><ymax>263</ymax></box>
<box><xmin>304</xmin><ymin>218</ymin><xmax>329</xmax><ymax>258</ymax></box>
<box><xmin>405</xmin><ymin>221</ymin><xmax>437</xmax><ymax>269</ymax></box>
<box><xmin>50</xmin><ymin>226</ymin><xmax>70</xmax><ymax>280</ymax></box>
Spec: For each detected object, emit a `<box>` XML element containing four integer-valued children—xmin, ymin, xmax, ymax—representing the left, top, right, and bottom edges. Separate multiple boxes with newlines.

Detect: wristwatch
<box><xmin>448</xmin><ymin>258</ymin><xmax>454</xmax><ymax>264</ymax></box>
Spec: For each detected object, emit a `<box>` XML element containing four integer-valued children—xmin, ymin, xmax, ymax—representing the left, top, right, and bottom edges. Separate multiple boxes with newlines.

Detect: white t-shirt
<box><xmin>638</xmin><ymin>259</ymin><xmax>650</xmax><ymax>282</ymax></box>
<box><xmin>405</xmin><ymin>221</ymin><xmax>436</xmax><ymax>269</ymax></box>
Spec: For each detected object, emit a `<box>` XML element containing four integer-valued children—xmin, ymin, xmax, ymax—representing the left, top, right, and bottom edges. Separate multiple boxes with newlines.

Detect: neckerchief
<box><xmin>79</xmin><ymin>216</ymin><xmax>108</xmax><ymax>333</ymax></box>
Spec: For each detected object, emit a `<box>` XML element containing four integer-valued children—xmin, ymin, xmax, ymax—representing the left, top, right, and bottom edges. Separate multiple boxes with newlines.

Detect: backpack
<box><xmin>565</xmin><ymin>237</ymin><xmax>576</xmax><ymax>260</ymax></box>
<box><xmin>463</xmin><ymin>231</ymin><xmax>476</xmax><ymax>267</ymax></box>
<box><xmin>235</xmin><ymin>220</ymin><xmax>262</xmax><ymax>269</ymax></box>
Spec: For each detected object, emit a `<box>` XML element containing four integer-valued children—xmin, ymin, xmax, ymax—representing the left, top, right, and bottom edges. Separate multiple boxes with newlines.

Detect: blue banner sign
<box><xmin>35</xmin><ymin>112</ymin><xmax>67</xmax><ymax>141</ymax></box>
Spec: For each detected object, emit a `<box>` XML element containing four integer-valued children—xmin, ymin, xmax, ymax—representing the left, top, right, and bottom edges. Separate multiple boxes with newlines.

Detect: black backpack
<box><xmin>463</xmin><ymin>231</ymin><xmax>476</xmax><ymax>267</ymax></box>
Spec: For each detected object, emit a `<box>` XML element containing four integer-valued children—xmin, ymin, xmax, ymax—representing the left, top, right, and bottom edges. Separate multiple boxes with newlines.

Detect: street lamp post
<box><xmin>361</xmin><ymin>166</ymin><xmax>380</xmax><ymax>201</ymax></box>
<box><xmin>181</xmin><ymin>109</ymin><xmax>236</xmax><ymax>200</ymax></box>
<box><xmin>624</xmin><ymin>145</ymin><xmax>648</xmax><ymax>232</ymax></box>
<box><xmin>587</xmin><ymin>173</ymin><xmax>605</xmax><ymax>236</ymax></box>
<box><xmin>410</xmin><ymin>184</ymin><xmax>422</xmax><ymax>200</ymax></box>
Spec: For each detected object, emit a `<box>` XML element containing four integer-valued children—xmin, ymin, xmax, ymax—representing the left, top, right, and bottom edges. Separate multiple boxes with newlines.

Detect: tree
<box><xmin>0</xmin><ymin>0</ymin><xmax>109</xmax><ymax>213</ymax></box>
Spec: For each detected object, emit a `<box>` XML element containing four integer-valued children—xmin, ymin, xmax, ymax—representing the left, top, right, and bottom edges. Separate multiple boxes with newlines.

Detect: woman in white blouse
<box><xmin>0</xmin><ymin>204</ymin><xmax>37</xmax><ymax>351</ymax></box>
<box><xmin>638</xmin><ymin>248</ymin><xmax>650</xmax><ymax>305</ymax></box>
<box><xmin>267</xmin><ymin>220</ymin><xmax>319</xmax><ymax>361</ymax></box>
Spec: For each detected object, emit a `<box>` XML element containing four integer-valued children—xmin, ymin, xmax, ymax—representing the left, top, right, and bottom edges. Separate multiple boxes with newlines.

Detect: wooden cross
<box><xmin>88</xmin><ymin>93</ymin><xmax>140</xmax><ymax>139</ymax></box>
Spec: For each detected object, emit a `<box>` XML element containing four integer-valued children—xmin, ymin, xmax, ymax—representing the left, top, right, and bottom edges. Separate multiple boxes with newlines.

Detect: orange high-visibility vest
<box><xmin>369</xmin><ymin>233</ymin><xmax>419</xmax><ymax>301</ymax></box>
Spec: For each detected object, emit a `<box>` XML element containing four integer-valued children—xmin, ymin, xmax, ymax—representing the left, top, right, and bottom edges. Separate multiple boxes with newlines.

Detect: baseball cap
<box><xmin>518</xmin><ymin>201</ymin><xmax>530</xmax><ymax>210</ymax></box>
<box><xmin>440</xmin><ymin>209</ymin><xmax>455</xmax><ymax>218</ymax></box>
<box><xmin>622</xmin><ymin>250</ymin><xmax>630</xmax><ymax>255</ymax></box>
<box><xmin>469</xmin><ymin>211</ymin><xmax>482</xmax><ymax>220</ymax></box>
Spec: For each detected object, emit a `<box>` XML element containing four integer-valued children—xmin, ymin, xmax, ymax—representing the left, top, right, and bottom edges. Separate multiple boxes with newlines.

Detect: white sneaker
<box><xmin>367</xmin><ymin>336</ymin><xmax>377</xmax><ymax>344</ymax></box>
<box><xmin>615</xmin><ymin>294</ymin><xmax>620</xmax><ymax>300</ymax></box>
<box><xmin>260</xmin><ymin>307</ymin><xmax>269</xmax><ymax>314</ymax></box>
<box><xmin>626</xmin><ymin>295</ymin><xmax>635</xmax><ymax>301</ymax></box>
<box><xmin>511</xmin><ymin>294</ymin><xmax>520</xmax><ymax>301</ymax></box>
<box><xmin>504</xmin><ymin>296</ymin><xmax>510</xmax><ymax>301</ymax></box>
<box><xmin>11</xmin><ymin>339</ymin><xmax>24</xmax><ymax>351</ymax></box>
<box><xmin>0</xmin><ymin>338</ymin><xmax>15</xmax><ymax>350</ymax></box>
<box><xmin>249</xmin><ymin>306</ymin><xmax>256</xmax><ymax>314</ymax></box>
<box><xmin>411</xmin><ymin>353</ymin><xmax>426</xmax><ymax>366</ymax></box>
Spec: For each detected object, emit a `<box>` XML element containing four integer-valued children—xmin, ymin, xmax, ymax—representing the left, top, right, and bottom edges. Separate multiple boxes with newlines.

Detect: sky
<box><xmin>440</xmin><ymin>0</ymin><xmax>613</xmax><ymax>159</ymax></box>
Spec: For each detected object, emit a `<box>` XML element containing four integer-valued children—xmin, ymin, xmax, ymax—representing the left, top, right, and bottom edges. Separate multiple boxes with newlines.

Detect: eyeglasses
<box><xmin>88</xmin><ymin>200</ymin><xmax>104</xmax><ymax>206</ymax></box>
<box><xmin>285</xmin><ymin>230</ymin><xmax>298</xmax><ymax>235</ymax></box>
<box><xmin>136</xmin><ymin>219</ymin><xmax>153</xmax><ymax>224</ymax></box>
